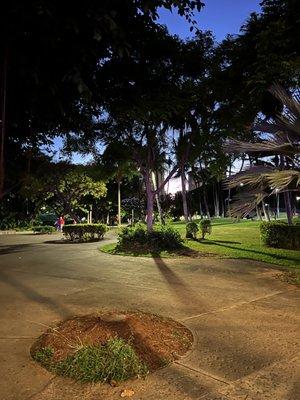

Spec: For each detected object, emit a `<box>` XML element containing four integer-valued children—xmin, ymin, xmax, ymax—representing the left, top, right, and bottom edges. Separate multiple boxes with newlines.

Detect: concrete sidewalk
<box><xmin>0</xmin><ymin>233</ymin><xmax>299</xmax><ymax>400</ymax></box>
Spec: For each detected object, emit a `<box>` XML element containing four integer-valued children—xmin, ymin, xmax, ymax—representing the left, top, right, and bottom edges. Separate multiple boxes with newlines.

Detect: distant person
<box><xmin>59</xmin><ymin>215</ymin><xmax>65</xmax><ymax>232</ymax></box>
<box><xmin>55</xmin><ymin>217</ymin><xmax>60</xmax><ymax>231</ymax></box>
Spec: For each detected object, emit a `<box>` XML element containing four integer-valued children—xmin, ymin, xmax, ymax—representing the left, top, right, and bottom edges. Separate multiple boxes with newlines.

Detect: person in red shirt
<box><xmin>59</xmin><ymin>215</ymin><xmax>65</xmax><ymax>232</ymax></box>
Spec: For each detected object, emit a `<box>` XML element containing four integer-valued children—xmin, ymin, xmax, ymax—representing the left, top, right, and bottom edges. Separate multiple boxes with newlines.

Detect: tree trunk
<box><xmin>213</xmin><ymin>182</ymin><xmax>220</xmax><ymax>217</ymax></box>
<box><xmin>284</xmin><ymin>191</ymin><xmax>293</xmax><ymax>225</ymax></box>
<box><xmin>256</xmin><ymin>205</ymin><xmax>262</xmax><ymax>220</ymax></box>
<box><xmin>180</xmin><ymin>167</ymin><xmax>189</xmax><ymax>223</ymax></box>
<box><xmin>117</xmin><ymin>179</ymin><xmax>121</xmax><ymax>226</ymax></box>
<box><xmin>0</xmin><ymin>50</ymin><xmax>7</xmax><ymax>200</ymax></box>
<box><xmin>145</xmin><ymin>171</ymin><xmax>154</xmax><ymax>232</ymax></box>
<box><xmin>262</xmin><ymin>202</ymin><xmax>270</xmax><ymax>221</ymax></box>
<box><xmin>203</xmin><ymin>186</ymin><xmax>210</xmax><ymax>218</ymax></box>
<box><xmin>199</xmin><ymin>188</ymin><xmax>203</xmax><ymax>219</ymax></box>
<box><xmin>227</xmin><ymin>163</ymin><xmax>232</xmax><ymax>218</ymax></box>
<box><xmin>152</xmin><ymin>171</ymin><xmax>163</xmax><ymax>225</ymax></box>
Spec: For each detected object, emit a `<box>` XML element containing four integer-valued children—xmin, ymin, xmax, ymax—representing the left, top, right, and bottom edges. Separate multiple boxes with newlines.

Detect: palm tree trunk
<box><xmin>0</xmin><ymin>50</ymin><xmax>7</xmax><ymax>200</ymax></box>
<box><xmin>117</xmin><ymin>179</ymin><xmax>121</xmax><ymax>226</ymax></box>
<box><xmin>199</xmin><ymin>189</ymin><xmax>203</xmax><ymax>219</ymax></box>
<box><xmin>213</xmin><ymin>182</ymin><xmax>220</xmax><ymax>217</ymax></box>
<box><xmin>262</xmin><ymin>202</ymin><xmax>270</xmax><ymax>221</ymax></box>
<box><xmin>180</xmin><ymin>167</ymin><xmax>189</xmax><ymax>223</ymax></box>
<box><xmin>284</xmin><ymin>191</ymin><xmax>293</xmax><ymax>225</ymax></box>
<box><xmin>256</xmin><ymin>205</ymin><xmax>262</xmax><ymax>220</ymax></box>
<box><xmin>203</xmin><ymin>185</ymin><xmax>210</xmax><ymax>218</ymax></box>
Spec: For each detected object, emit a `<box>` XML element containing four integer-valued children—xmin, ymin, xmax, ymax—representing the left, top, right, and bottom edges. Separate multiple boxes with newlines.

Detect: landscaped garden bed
<box><xmin>31</xmin><ymin>311</ymin><xmax>193</xmax><ymax>383</ymax></box>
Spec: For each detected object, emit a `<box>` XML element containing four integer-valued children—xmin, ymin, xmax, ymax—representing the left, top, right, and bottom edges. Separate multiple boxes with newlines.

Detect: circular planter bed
<box><xmin>31</xmin><ymin>311</ymin><xmax>193</xmax><ymax>383</ymax></box>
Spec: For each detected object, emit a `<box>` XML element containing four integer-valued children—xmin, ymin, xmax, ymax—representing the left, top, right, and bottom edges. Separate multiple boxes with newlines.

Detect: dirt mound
<box><xmin>31</xmin><ymin>310</ymin><xmax>193</xmax><ymax>371</ymax></box>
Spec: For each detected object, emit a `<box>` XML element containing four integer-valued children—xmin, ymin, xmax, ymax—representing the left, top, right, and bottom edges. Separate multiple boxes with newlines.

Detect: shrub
<box><xmin>199</xmin><ymin>219</ymin><xmax>212</xmax><ymax>239</ymax></box>
<box><xmin>63</xmin><ymin>224</ymin><xmax>107</xmax><ymax>242</ymax></box>
<box><xmin>260</xmin><ymin>221</ymin><xmax>300</xmax><ymax>249</ymax></box>
<box><xmin>117</xmin><ymin>223</ymin><xmax>182</xmax><ymax>251</ymax></box>
<box><xmin>33</xmin><ymin>225</ymin><xmax>56</xmax><ymax>234</ymax></box>
<box><xmin>186</xmin><ymin>221</ymin><xmax>199</xmax><ymax>239</ymax></box>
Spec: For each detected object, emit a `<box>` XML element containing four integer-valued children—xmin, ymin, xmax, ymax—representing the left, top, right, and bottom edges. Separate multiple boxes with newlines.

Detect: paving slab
<box><xmin>181</xmin><ymin>289</ymin><xmax>299</xmax><ymax>381</ymax></box>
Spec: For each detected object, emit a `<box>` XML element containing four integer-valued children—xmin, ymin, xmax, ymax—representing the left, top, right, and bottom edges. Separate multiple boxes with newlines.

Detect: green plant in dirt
<box><xmin>117</xmin><ymin>223</ymin><xmax>182</xmax><ymax>252</ymax></box>
<box><xmin>33</xmin><ymin>346</ymin><xmax>54</xmax><ymax>367</ymax></box>
<box><xmin>199</xmin><ymin>219</ymin><xmax>212</xmax><ymax>239</ymax></box>
<box><xmin>186</xmin><ymin>221</ymin><xmax>199</xmax><ymax>239</ymax></box>
<box><xmin>33</xmin><ymin>225</ymin><xmax>56</xmax><ymax>234</ymax></box>
<box><xmin>260</xmin><ymin>221</ymin><xmax>300</xmax><ymax>249</ymax></box>
<box><xmin>54</xmin><ymin>338</ymin><xmax>148</xmax><ymax>383</ymax></box>
<box><xmin>63</xmin><ymin>224</ymin><xmax>107</xmax><ymax>242</ymax></box>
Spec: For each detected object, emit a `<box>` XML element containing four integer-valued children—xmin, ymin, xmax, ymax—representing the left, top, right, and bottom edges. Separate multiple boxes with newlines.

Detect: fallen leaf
<box><xmin>120</xmin><ymin>389</ymin><xmax>135</xmax><ymax>397</ymax></box>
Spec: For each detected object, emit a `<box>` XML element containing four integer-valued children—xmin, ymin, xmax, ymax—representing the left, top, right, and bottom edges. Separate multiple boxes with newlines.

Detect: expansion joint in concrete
<box><xmin>181</xmin><ymin>287</ymin><xmax>297</xmax><ymax>322</ymax></box>
<box><xmin>175</xmin><ymin>360</ymin><xmax>231</xmax><ymax>385</ymax></box>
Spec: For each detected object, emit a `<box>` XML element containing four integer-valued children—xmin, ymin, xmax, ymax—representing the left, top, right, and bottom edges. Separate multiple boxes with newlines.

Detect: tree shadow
<box><xmin>195</xmin><ymin>239</ymin><xmax>242</xmax><ymax>245</ymax></box>
<box><xmin>199</xmin><ymin>240</ymin><xmax>300</xmax><ymax>263</ymax></box>
<box><xmin>0</xmin><ymin>270</ymin><xmax>73</xmax><ymax>319</ymax></box>
<box><xmin>150</xmin><ymin>253</ymin><xmax>204</xmax><ymax>309</ymax></box>
<box><xmin>0</xmin><ymin>243</ymin><xmax>34</xmax><ymax>255</ymax></box>
<box><xmin>44</xmin><ymin>238</ymin><xmax>106</xmax><ymax>245</ymax></box>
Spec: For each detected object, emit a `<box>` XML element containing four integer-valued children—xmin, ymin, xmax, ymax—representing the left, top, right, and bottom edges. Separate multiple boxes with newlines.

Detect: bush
<box><xmin>186</xmin><ymin>221</ymin><xmax>199</xmax><ymax>239</ymax></box>
<box><xmin>63</xmin><ymin>224</ymin><xmax>107</xmax><ymax>242</ymax></box>
<box><xmin>117</xmin><ymin>223</ymin><xmax>182</xmax><ymax>251</ymax></box>
<box><xmin>260</xmin><ymin>221</ymin><xmax>300</xmax><ymax>249</ymax></box>
<box><xmin>199</xmin><ymin>219</ymin><xmax>212</xmax><ymax>239</ymax></box>
<box><xmin>33</xmin><ymin>225</ymin><xmax>56</xmax><ymax>234</ymax></box>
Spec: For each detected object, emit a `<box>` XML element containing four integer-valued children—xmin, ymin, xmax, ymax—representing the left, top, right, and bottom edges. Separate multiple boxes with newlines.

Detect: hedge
<box><xmin>33</xmin><ymin>225</ymin><xmax>56</xmax><ymax>234</ymax></box>
<box><xmin>260</xmin><ymin>221</ymin><xmax>300</xmax><ymax>249</ymax></box>
<box><xmin>63</xmin><ymin>224</ymin><xmax>108</xmax><ymax>242</ymax></box>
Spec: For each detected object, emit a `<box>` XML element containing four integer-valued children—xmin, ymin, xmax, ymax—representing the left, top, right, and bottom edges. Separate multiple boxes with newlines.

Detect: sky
<box><xmin>158</xmin><ymin>0</ymin><xmax>261</xmax><ymax>42</ymax></box>
<box><xmin>51</xmin><ymin>0</ymin><xmax>262</xmax><ymax>173</ymax></box>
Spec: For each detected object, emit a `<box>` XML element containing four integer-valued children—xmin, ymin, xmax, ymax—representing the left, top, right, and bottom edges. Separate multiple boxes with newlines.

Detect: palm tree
<box><xmin>225</xmin><ymin>84</ymin><xmax>300</xmax><ymax>224</ymax></box>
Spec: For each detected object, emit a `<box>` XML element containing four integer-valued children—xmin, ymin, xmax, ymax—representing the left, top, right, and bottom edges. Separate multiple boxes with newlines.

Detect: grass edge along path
<box><xmin>100</xmin><ymin>219</ymin><xmax>300</xmax><ymax>271</ymax></box>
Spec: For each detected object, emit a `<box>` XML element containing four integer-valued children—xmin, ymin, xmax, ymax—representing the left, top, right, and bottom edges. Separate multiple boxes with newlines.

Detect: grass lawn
<box><xmin>101</xmin><ymin>219</ymin><xmax>300</xmax><ymax>274</ymax></box>
<box><xmin>173</xmin><ymin>219</ymin><xmax>300</xmax><ymax>270</ymax></box>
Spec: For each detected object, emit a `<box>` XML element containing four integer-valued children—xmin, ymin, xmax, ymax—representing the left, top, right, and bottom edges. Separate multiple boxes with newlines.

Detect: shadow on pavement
<box><xmin>151</xmin><ymin>253</ymin><xmax>205</xmax><ymax>309</ymax></box>
<box><xmin>0</xmin><ymin>243</ymin><xmax>34</xmax><ymax>255</ymax></box>
<box><xmin>0</xmin><ymin>269</ymin><xmax>73</xmax><ymax>319</ymax></box>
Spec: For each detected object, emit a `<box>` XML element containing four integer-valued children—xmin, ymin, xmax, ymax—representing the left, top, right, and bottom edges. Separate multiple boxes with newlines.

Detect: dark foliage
<box><xmin>260</xmin><ymin>221</ymin><xmax>300</xmax><ymax>249</ymax></box>
<box><xmin>63</xmin><ymin>224</ymin><xmax>107</xmax><ymax>242</ymax></box>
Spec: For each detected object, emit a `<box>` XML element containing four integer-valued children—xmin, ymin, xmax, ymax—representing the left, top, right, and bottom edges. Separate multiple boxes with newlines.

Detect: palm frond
<box><xmin>224</xmin><ymin>138</ymin><xmax>298</xmax><ymax>155</ymax></box>
<box><xmin>266</xmin><ymin>170</ymin><xmax>300</xmax><ymax>193</ymax></box>
<box><xmin>269</xmin><ymin>84</ymin><xmax>300</xmax><ymax>120</ymax></box>
<box><xmin>229</xmin><ymin>190</ymin><xmax>267</xmax><ymax>218</ymax></box>
<box><xmin>225</xmin><ymin>166</ymin><xmax>273</xmax><ymax>190</ymax></box>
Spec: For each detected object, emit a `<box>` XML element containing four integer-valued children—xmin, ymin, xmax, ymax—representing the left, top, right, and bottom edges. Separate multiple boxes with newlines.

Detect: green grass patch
<box><xmin>101</xmin><ymin>219</ymin><xmax>300</xmax><ymax>280</ymax></box>
<box><xmin>33</xmin><ymin>338</ymin><xmax>148</xmax><ymax>383</ymax></box>
<box><xmin>174</xmin><ymin>219</ymin><xmax>300</xmax><ymax>282</ymax></box>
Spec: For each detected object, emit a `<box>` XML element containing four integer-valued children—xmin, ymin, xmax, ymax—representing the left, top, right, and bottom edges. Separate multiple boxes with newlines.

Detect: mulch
<box><xmin>31</xmin><ymin>310</ymin><xmax>193</xmax><ymax>371</ymax></box>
